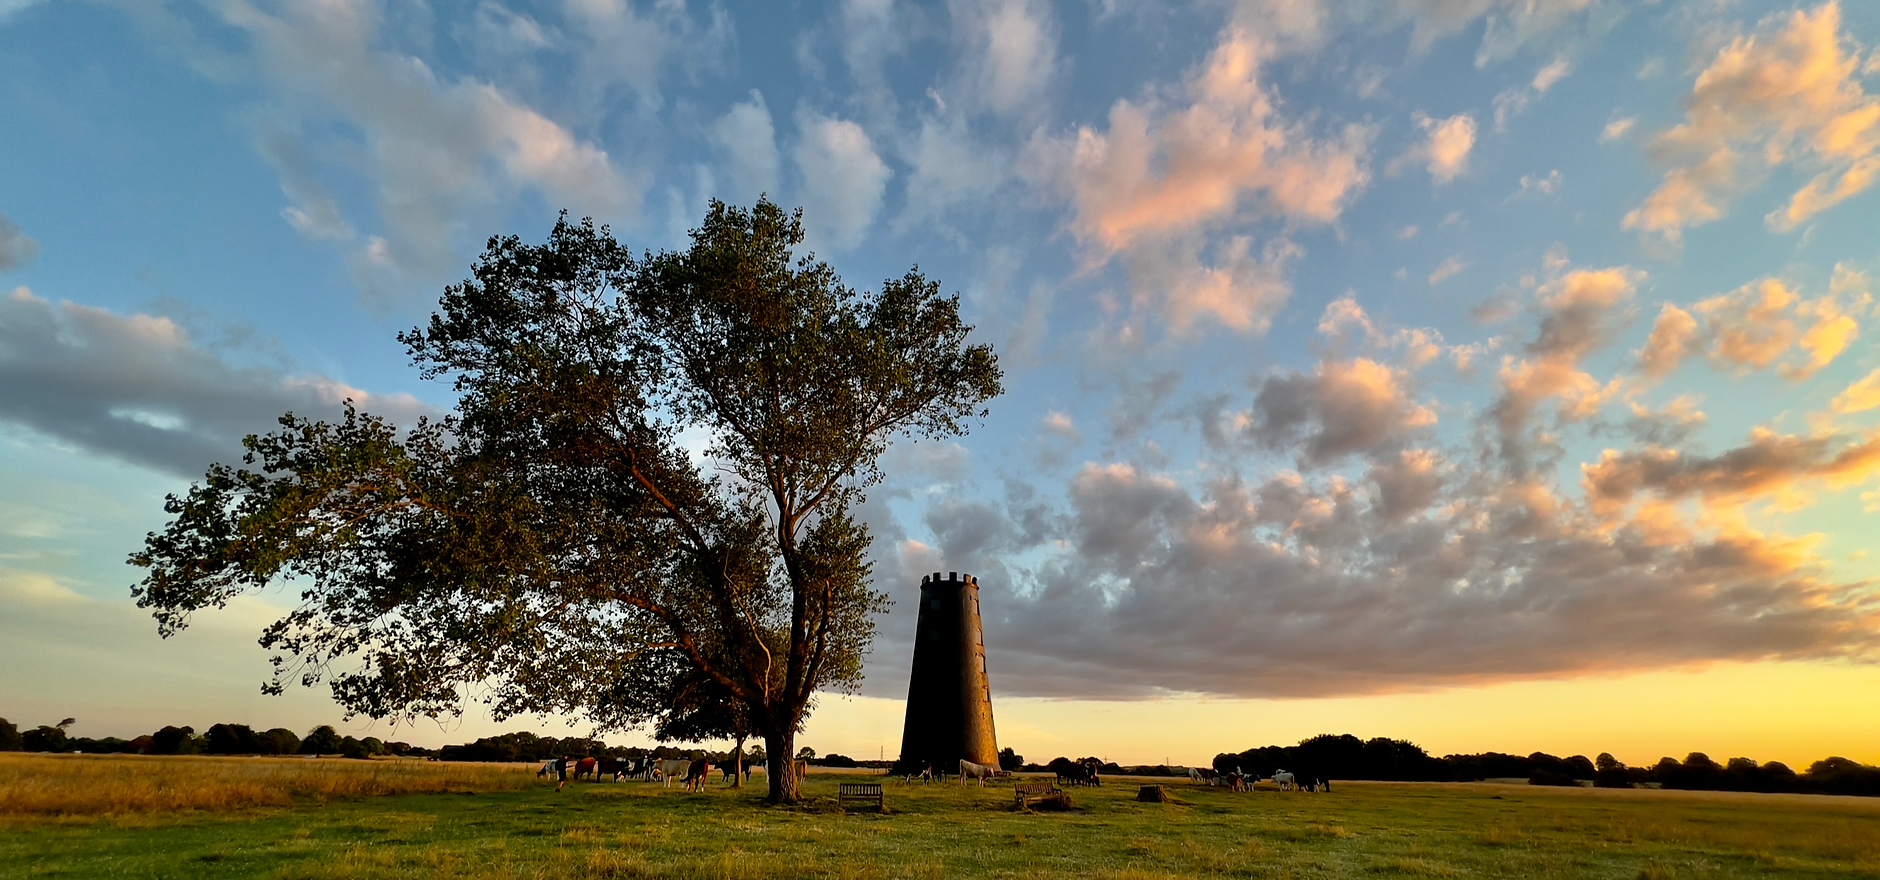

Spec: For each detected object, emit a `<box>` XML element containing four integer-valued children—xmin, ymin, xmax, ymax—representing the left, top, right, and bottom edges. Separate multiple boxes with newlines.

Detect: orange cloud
<box><xmin>1632</xmin><ymin>277</ymin><xmax>1863</xmax><ymax>382</ymax></box>
<box><xmin>1696</xmin><ymin>278</ymin><xmax>1860</xmax><ymax>380</ymax></box>
<box><xmin>1494</xmin><ymin>267</ymin><xmax>1638</xmax><ymax>433</ymax></box>
<box><xmin>1625</xmin><ymin>3</ymin><xmax>1880</xmax><ymax>240</ymax></box>
<box><xmin>1583</xmin><ymin>427</ymin><xmax>1880</xmax><ymax>512</ymax></box>
<box><xmin>1830</xmin><ymin>368</ymin><xmax>1880</xmax><ymax>414</ymax></box>
<box><xmin>1636</xmin><ymin>303</ymin><xmax>1698</xmax><ymax>379</ymax></box>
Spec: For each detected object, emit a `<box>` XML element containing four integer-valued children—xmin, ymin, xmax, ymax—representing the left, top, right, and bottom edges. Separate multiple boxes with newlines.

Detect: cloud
<box><xmin>1492</xmin><ymin>266</ymin><xmax>1638</xmax><ymax>448</ymax></box>
<box><xmin>1830</xmin><ymin>368</ymin><xmax>1880</xmax><ymax>414</ymax></box>
<box><xmin>1119</xmin><ymin>233</ymin><xmax>1302</xmax><ymax>334</ymax></box>
<box><xmin>1637</xmin><ymin>273</ymin><xmax>1864</xmax><ymax>383</ymax></box>
<box><xmin>1236</xmin><ymin>0</ymin><xmax>1609</xmax><ymax>66</ymax></box>
<box><xmin>1492</xmin><ymin>56</ymin><xmax>1573</xmax><ymax>130</ymax></box>
<box><xmin>1051</xmin><ymin>29</ymin><xmax>1370</xmax><ymax>250</ymax></box>
<box><xmin>1107</xmin><ymin>370</ymin><xmax>1183</xmax><ymax>441</ymax></box>
<box><xmin>458</xmin><ymin>2</ymin><xmax>555</xmax><ymax>56</ymax></box>
<box><xmin>1514</xmin><ymin>169</ymin><xmax>1562</xmax><ymax>197</ymax></box>
<box><xmin>1028</xmin><ymin>26</ymin><xmax>1370</xmax><ymax>332</ymax></box>
<box><xmin>561</xmin><ymin>0</ymin><xmax>730</xmax><ymax>113</ymax></box>
<box><xmin>792</xmin><ymin>112</ymin><xmax>892</xmax><ymax>249</ymax></box>
<box><xmin>1582</xmin><ymin>427</ymin><xmax>1880</xmax><ymax>512</ymax></box>
<box><xmin>959</xmin><ymin>454</ymin><xmax>1877</xmax><ymax>700</ymax></box>
<box><xmin>892</xmin><ymin>251</ymin><xmax>1876</xmax><ymax>702</ymax></box>
<box><xmin>834</xmin><ymin>0</ymin><xmax>904</xmax><ymax>118</ymax></box>
<box><xmin>1636</xmin><ymin>303</ymin><xmax>1698</xmax><ymax>379</ymax></box>
<box><xmin>1390</xmin><ymin>112</ymin><xmax>1475</xmax><ymax>181</ymax></box>
<box><xmin>1626</xmin><ymin>3</ymin><xmax>1880</xmax><ymax>241</ymax></box>
<box><xmin>1636</xmin><ymin>278</ymin><xmax>1866</xmax><ymax>382</ymax></box>
<box><xmin>899</xmin><ymin>112</ymin><xmax>1009</xmax><ymax>225</ymax></box>
<box><xmin>219</xmin><ymin>0</ymin><xmax>639</xmax><ymax>306</ymax></box>
<box><xmin>0</xmin><ymin>0</ymin><xmax>46</xmax><ymax>24</ymax></box>
<box><xmin>0</xmin><ymin>288</ymin><xmax>438</xmax><ymax>479</ymax></box>
<box><xmin>1366</xmin><ymin>447</ymin><xmax>1447</xmax><ymax>521</ymax></box>
<box><xmin>1703</xmin><ymin>279</ymin><xmax>1858</xmax><ymax>380</ymax></box>
<box><xmin>1041</xmin><ymin>411</ymin><xmax>1079</xmax><ymax>440</ymax></box>
<box><xmin>0</xmin><ymin>213</ymin><xmax>36</xmax><ymax>271</ymax></box>
<box><xmin>893</xmin><ymin>271</ymin><xmax>1877</xmax><ymax>700</ymax></box>
<box><xmin>708</xmin><ymin>91</ymin><xmax>781</xmax><ymax>205</ymax></box>
<box><xmin>952</xmin><ymin>0</ymin><xmax>1058</xmax><ymax>116</ymax></box>
<box><xmin>1421</xmin><ymin>112</ymin><xmax>1476</xmax><ymax>181</ymax></box>
<box><xmin>1600</xmin><ymin>115</ymin><xmax>1636</xmax><ymax>142</ymax></box>
<box><xmin>1205</xmin><ymin>357</ymin><xmax>1436</xmax><ymax>467</ymax></box>
<box><xmin>1530</xmin><ymin>56</ymin><xmax>1572</xmax><ymax>91</ymax></box>
<box><xmin>1428</xmin><ymin>256</ymin><xmax>1468</xmax><ymax>285</ymax></box>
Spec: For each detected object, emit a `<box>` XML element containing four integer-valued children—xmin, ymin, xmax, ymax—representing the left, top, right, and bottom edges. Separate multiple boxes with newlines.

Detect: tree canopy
<box><xmin>130</xmin><ymin>199</ymin><xmax>1002</xmax><ymax>802</ymax></box>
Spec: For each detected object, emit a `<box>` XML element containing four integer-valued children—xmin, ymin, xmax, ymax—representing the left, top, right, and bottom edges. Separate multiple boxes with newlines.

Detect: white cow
<box><xmin>656</xmin><ymin>759</ymin><xmax>693</xmax><ymax>788</ymax></box>
<box><xmin>958</xmin><ymin>759</ymin><xmax>997</xmax><ymax>786</ymax></box>
<box><xmin>1271</xmin><ymin>770</ymin><xmax>1295</xmax><ymax>791</ymax></box>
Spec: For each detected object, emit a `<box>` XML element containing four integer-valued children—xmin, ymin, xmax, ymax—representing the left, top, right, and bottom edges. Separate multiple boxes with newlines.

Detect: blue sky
<box><xmin>3</xmin><ymin>0</ymin><xmax>1879</xmax><ymax>766</ymax></box>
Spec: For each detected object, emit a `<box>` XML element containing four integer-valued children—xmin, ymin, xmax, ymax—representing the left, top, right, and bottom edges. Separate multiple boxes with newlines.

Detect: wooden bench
<box><xmin>1014</xmin><ymin>780</ymin><xmax>1067</xmax><ymax>810</ymax></box>
<box><xmin>838</xmin><ymin>783</ymin><xmax>884</xmax><ymax>812</ymax></box>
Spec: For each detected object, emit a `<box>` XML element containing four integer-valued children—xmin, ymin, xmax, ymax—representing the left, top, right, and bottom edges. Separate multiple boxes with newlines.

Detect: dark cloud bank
<box><xmin>0</xmin><ymin>289</ymin><xmax>436</xmax><ymax>479</ymax></box>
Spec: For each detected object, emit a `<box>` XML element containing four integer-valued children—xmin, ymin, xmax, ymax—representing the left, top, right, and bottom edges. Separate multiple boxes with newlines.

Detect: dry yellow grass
<box><xmin>0</xmin><ymin>752</ymin><xmax>529</xmax><ymax>816</ymax></box>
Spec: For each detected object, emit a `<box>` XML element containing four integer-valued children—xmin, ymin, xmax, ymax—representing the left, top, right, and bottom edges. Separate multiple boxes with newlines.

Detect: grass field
<box><xmin>4</xmin><ymin>755</ymin><xmax>1879</xmax><ymax>879</ymax></box>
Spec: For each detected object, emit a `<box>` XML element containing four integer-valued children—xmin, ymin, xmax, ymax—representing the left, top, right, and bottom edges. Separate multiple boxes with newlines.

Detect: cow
<box><xmin>1272</xmin><ymin>770</ymin><xmax>1295</xmax><ymax>791</ymax></box>
<box><xmin>574</xmin><ymin>757</ymin><xmax>598</xmax><ymax>781</ymax></box>
<box><xmin>1189</xmin><ymin>767</ymin><xmax>1217</xmax><ymax>786</ymax></box>
<box><xmin>1082</xmin><ymin>757</ymin><xmax>1103</xmax><ymax>787</ymax></box>
<box><xmin>901</xmin><ymin>762</ymin><xmax>933</xmax><ymax>785</ymax></box>
<box><xmin>1223</xmin><ymin>771</ymin><xmax>1246</xmax><ymax>792</ymax></box>
<box><xmin>683</xmin><ymin>758</ymin><xmax>711</xmax><ymax>792</ymax></box>
<box><xmin>958</xmin><ymin>759</ymin><xmax>997</xmax><ymax>786</ymax></box>
<box><xmin>536</xmin><ymin>760</ymin><xmax>555</xmax><ymax>779</ymax></box>
<box><xmin>656</xmin><ymin>758</ymin><xmax>693</xmax><ymax>788</ymax></box>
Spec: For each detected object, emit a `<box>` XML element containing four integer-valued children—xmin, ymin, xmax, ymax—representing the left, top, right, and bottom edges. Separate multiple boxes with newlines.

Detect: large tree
<box><xmin>130</xmin><ymin>200</ymin><xmax>1001</xmax><ymax>802</ymax></box>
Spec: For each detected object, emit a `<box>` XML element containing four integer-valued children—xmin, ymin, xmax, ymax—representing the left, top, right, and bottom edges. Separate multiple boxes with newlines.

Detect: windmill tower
<box><xmin>898</xmin><ymin>572</ymin><xmax>999</xmax><ymax>771</ymax></box>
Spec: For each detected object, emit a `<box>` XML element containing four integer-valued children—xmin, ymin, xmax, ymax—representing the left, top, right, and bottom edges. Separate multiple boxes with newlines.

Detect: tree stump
<box><xmin>1137</xmin><ymin>784</ymin><xmax>1168</xmax><ymax>803</ymax></box>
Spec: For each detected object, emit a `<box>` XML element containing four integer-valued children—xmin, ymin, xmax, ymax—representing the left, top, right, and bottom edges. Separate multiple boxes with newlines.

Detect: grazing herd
<box><xmin>1056</xmin><ymin>758</ymin><xmax>1103</xmax><ymax>787</ymax></box>
<box><xmin>1187</xmin><ymin>766</ymin><xmax>1329</xmax><ymax>792</ymax></box>
<box><xmin>537</xmin><ymin>754</ymin><xmax>1334</xmax><ymax>797</ymax></box>
<box><xmin>537</xmin><ymin>755</ymin><xmax>759</xmax><ymax>790</ymax></box>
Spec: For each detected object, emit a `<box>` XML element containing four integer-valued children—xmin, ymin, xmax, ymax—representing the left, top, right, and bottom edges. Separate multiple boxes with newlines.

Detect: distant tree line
<box><xmin>0</xmin><ymin>717</ymin><xmax>427</xmax><ymax>759</ymax></box>
<box><xmin>1198</xmin><ymin>733</ymin><xmax>1880</xmax><ymax>797</ymax></box>
<box><xmin>431</xmin><ymin>732</ymin><xmax>900</xmax><ymax>769</ymax></box>
<box><xmin>434</xmin><ymin>732</ymin><xmax>656</xmax><ymax>763</ymax></box>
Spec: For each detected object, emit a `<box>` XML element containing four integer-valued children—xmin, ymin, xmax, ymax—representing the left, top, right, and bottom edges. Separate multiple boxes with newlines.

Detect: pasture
<box><xmin>4</xmin><ymin>755</ymin><xmax>1879</xmax><ymax>879</ymax></box>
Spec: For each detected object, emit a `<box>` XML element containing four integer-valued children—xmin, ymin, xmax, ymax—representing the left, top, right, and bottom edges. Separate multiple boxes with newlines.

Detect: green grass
<box><xmin>5</xmin><ymin>759</ymin><xmax>1880</xmax><ymax>879</ymax></box>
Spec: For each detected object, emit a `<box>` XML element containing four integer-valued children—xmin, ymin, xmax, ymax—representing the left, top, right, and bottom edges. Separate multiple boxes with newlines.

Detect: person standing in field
<box><xmin>554</xmin><ymin>754</ymin><xmax>571</xmax><ymax>792</ymax></box>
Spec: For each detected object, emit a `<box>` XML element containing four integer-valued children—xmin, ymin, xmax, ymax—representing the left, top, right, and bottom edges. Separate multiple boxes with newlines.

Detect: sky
<box><xmin>2</xmin><ymin>0</ymin><xmax>1878</xmax><ymax>770</ymax></box>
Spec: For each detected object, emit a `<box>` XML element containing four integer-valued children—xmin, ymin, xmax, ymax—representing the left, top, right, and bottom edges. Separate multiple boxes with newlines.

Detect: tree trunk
<box><xmin>764</xmin><ymin>728</ymin><xmax>799</xmax><ymax>803</ymax></box>
<box><xmin>732</xmin><ymin>735</ymin><xmax>745</xmax><ymax>789</ymax></box>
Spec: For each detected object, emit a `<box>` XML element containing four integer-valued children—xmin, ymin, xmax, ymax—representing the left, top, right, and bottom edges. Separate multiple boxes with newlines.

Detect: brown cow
<box><xmin>683</xmin><ymin>758</ymin><xmax>712</xmax><ymax>792</ymax></box>
<box><xmin>575</xmin><ymin>757</ymin><xmax>598</xmax><ymax>781</ymax></box>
